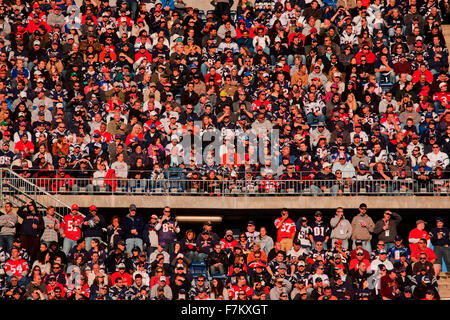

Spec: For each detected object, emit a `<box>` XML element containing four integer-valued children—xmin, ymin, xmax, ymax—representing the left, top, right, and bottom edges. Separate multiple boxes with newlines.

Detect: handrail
<box><xmin>1</xmin><ymin>168</ymin><xmax>85</xmax><ymax>220</ymax></box>
<box><xmin>4</xmin><ymin>176</ymin><xmax>447</xmax><ymax>196</ymax></box>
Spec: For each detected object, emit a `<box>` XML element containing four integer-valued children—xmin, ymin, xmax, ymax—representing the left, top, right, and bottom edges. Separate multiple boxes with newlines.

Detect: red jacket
<box><xmin>412</xmin><ymin>70</ymin><xmax>433</xmax><ymax>84</ymax></box>
<box><xmin>355</xmin><ymin>51</ymin><xmax>376</xmax><ymax>64</ymax></box>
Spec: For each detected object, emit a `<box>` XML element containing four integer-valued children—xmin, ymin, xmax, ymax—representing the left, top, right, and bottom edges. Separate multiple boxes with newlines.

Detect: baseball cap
<box><xmin>169</xmin><ymin>111</ymin><xmax>178</xmax><ymax>119</ymax></box>
<box><xmin>314</xmin><ymin>210</ymin><xmax>322</xmax><ymax>217</ymax></box>
<box><xmin>416</xmin><ymin>219</ymin><xmax>426</xmax><ymax>225</ymax></box>
<box><xmin>322</xmin><ymin>162</ymin><xmax>332</xmax><ymax>168</ymax></box>
<box><xmin>248</xmin><ymin>220</ymin><xmax>256</xmax><ymax>226</ymax></box>
<box><xmin>117</xmin><ymin>263</ymin><xmax>126</xmax><ymax>269</ymax></box>
<box><xmin>297</xmin><ymin>260</ymin><xmax>305</xmax><ymax>267</ymax></box>
<box><xmin>355</xmin><ymin>240</ymin><xmax>363</xmax><ymax>246</ymax></box>
<box><xmin>129</xmin><ymin>204</ymin><xmax>137</xmax><ymax>211</ymax></box>
<box><xmin>379</xmin><ymin>250</ymin><xmax>387</xmax><ymax>255</ymax></box>
<box><xmin>71</xmin><ymin>204</ymin><xmax>79</xmax><ymax>210</ymax></box>
<box><xmin>278</xmin><ymin>263</ymin><xmax>287</xmax><ymax>269</ymax></box>
<box><xmin>436</xmin><ymin>217</ymin><xmax>444</xmax><ymax>223</ymax></box>
<box><xmin>89</xmin><ymin>205</ymin><xmax>97</xmax><ymax>212</ymax></box>
<box><xmin>225</xmin><ymin>230</ymin><xmax>233</xmax><ymax>235</ymax></box>
<box><xmin>94</xmin><ymin>142</ymin><xmax>102</xmax><ymax>148</ymax></box>
<box><xmin>395</xmin><ymin>235</ymin><xmax>403</xmax><ymax>241</ymax></box>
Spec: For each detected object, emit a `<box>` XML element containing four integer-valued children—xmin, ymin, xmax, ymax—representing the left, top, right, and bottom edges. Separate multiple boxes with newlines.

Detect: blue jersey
<box><xmin>310</xmin><ymin>221</ymin><xmax>330</xmax><ymax>243</ymax></box>
<box><xmin>388</xmin><ymin>247</ymin><xmax>410</xmax><ymax>262</ymax></box>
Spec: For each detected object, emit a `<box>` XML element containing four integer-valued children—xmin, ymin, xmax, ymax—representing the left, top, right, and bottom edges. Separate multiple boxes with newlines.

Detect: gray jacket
<box><xmin>330</xmin><ymin>215</ymin><xmax>352</xmax><ymax>241</ymax></box>
<box><xmin>0</xmin><ymin>212</ymin><xmax>17</xmax><ymax>236</ymax></box>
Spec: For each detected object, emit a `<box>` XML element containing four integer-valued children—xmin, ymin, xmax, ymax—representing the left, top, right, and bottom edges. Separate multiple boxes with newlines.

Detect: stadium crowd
<box><xmin>0</xmin><ymin>203</ymin><xmax>448</xmax><ymax>300</ymax></box>
<box><xmin>0</xmin><ymin>0</ymin><xmax>448</xmax><ymax>301</ymax></box>
<box><xmin>0</xmin><ymin>0</ymin><xmax>448</xmax><ymax>195</ymax></box>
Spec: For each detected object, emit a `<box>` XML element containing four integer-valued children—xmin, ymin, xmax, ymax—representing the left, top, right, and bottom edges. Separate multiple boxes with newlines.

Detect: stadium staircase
<box><xmin>437</xmin><ymin>272</ymin><xmax>450</xmax><ymax>300</ymax></box>
<box><xmin>0</xmin><ymin>168</ymin><xmax>84</xmax><ymax>222</ymax></box>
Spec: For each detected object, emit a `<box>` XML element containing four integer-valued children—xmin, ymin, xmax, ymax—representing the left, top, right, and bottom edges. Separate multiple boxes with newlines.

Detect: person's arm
<box><xmin>373</xmin><ymin>220</ymin><xmax>384</xmax><ymax>235</ymax></box>
<box><xmin>367</xmin><ymin>218</ymin><xmax>375</xmax><ymax>233</ymax></box>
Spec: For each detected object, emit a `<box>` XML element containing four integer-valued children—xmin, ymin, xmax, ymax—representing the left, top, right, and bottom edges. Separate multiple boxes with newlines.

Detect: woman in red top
<box><xmin>125</xmin><ymin>124</ymin><xmax>145</xmax><ymax>147</ymax></box>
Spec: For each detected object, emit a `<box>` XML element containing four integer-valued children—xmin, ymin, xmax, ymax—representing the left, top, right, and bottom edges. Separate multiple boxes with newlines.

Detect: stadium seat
<box><xmin>190</xmin><ymin>261</ymin><xmax>207</xmax><ymax>278</ymax></box>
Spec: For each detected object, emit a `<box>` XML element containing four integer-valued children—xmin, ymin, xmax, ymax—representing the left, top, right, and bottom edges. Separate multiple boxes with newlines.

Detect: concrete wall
<box><xmin>37</xmin><ymin>194</ymin><xmax>449</xmax><ymax>210</ymax></box>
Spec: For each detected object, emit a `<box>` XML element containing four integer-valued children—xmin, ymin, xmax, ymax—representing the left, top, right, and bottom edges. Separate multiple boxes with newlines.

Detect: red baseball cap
<box><xmin>89</xmin><ymin>205</ymin><xmax>97</xmax><ymax>212</ymax></box>
<box><xmin>71</xmin><ymin>204</ymin><xmax>79</xmax><ymax>210</ymax></box>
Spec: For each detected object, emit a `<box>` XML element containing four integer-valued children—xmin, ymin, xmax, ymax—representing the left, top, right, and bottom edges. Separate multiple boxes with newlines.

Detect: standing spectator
<box><xmin>121</xmin><ymin>204</ymin><xmax>145</xmax><ymax>255</ymax></box>
<box><xmin>143</xmin><ymin>214</ymin><xmax>159</xmax><ymax>257</ymax></box>
<box><xmin>0</xmin><ymin>202</ymin><xmax>17</xmax><ymax>253</ymax></box>
<box><xmin>274</xmin><ymin>208</ymin><xmax>297</xmax><ymax>252</ymax></box>
<box><xmin>295</xmin><ymin>216</ymin><xmax>314</xmax><ymax>251</ymax></box>
<box><xmin>351</xmin><ymin>203</ymin><xmax>375</xmax><ymax>252</ymax></box>
<box><xmin>155</xmin><ymin>206</ymin><xmax>180</xmax><ymax>254</ymax></box>
<box><xmin>82</xmin><ymin>205</ymin><xmax>106</xmax><ymax>252</ymax></box>
<box><xmin>310</xmin><ymin>211</ymin><xmax>331</xmax><ymax>250</ymax></box>
<box><xmin>60</xmin><ymin>204</ymin><xmax>84</xmax><ymax>257</ymax></box>
<box><xmin>429</xmin><ymin>217</ymin><xmax>450</xmax><ymax>277</ymax></box>
<box><xmin>408</xmin><ymin>219</ymin><xmax>430</xmax><ymax>252</ymax></box>
<box><xmin>373</xmin><ymin>210</ymin><xmax>402</xmax><ymax>252</ymax></box>
<box><xmin>106</xmin><ymin>216</ymin><xmax>125</xmax><ymax>249</ymax></box>
<box><xmin>257</xmin><ymin>226</ymin><xmax>274</xmax><ymax>256</ymax></box>
<box><xmin>245</xmin><ymin>221</ymin><xmax>260</xmax><ymax>247</ymax></box>
<box><xmin>16</xmin><ymin>201</ymin><xmax>44</xmax><ymax>261</ymax></box>
<box><xmin>330</xmin><ymin>207</ymin><xmax>353</xmax><ymax>250</ymax></box>
<box><xmin>41</xmin><ymin>206</ymin><xmax>59</xmax><ymax>247</ymax></box>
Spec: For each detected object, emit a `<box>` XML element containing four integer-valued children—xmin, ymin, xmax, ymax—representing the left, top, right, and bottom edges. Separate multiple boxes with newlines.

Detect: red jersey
<box><xmin>408</xmin><ymin>228</ymin><xmax>430</xmax><ymax>252</ymax></box>
<box><xmin>5</xmin><ymin>258</ymin><xmax>29</xmax><ymax>277</ymax></box>
<box><xmin>274</xmin><ymin>217</ymin><xmax>296</xmax><ymax>242</ymax></box>
<box><xmin>60</xmin><ymin>214</ymin><xmax>84</xmax><ymax>241</ymax></box>
<box><xmin>220</xmin><ymin>238</ymin><xmax>239</xmax><ymax>250</ymax></box>
<box><xmin>251</xmin><ymin>99</ymin><xmax>272</xmax><ymax>112</ymax></box>
<box><xmin>111</xmin><ymin>271</ymin><xmax>133</xmax><ymax>286</ymax></box>
<box><xmin>93</xmin><ymin>130</ymin><xmax>112</xmax><ymax>143</ymax></box>
<box><xmin>228</xmin><ymin>284</ymin><xmax>253</xmax><ymax>299</ymax></box>
<box><xmin>143</xmin><ymin>120</ymin><xmax>164</xmax><ymax>132</ymax></box>
<box><xmin>433</xmin><ymin>91</ymin><xmax>450</xmax><ymax>107</ymax></box>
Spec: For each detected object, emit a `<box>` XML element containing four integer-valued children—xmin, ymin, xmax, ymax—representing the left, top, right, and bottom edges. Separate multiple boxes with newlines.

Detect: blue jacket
<box><xmin>160</xmin><ymin>0</ymin><xmax>175</xmax><ymax>9</ymax></box>
<box><xmin>121</xmin><ymin>214</ymin><xmax>145</xmax><ymax>239</ymax></box>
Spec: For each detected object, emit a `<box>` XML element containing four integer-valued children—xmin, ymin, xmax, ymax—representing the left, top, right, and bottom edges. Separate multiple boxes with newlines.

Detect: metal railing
<box><xmin>3</xmin><ymin>176</ymin><xmax>448</xmax><ymax>197</ymax></box>
<box><xmin>0</xmin><ymin>168</ymin><xmax>85</xmax><ymax>221</ymax></box>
